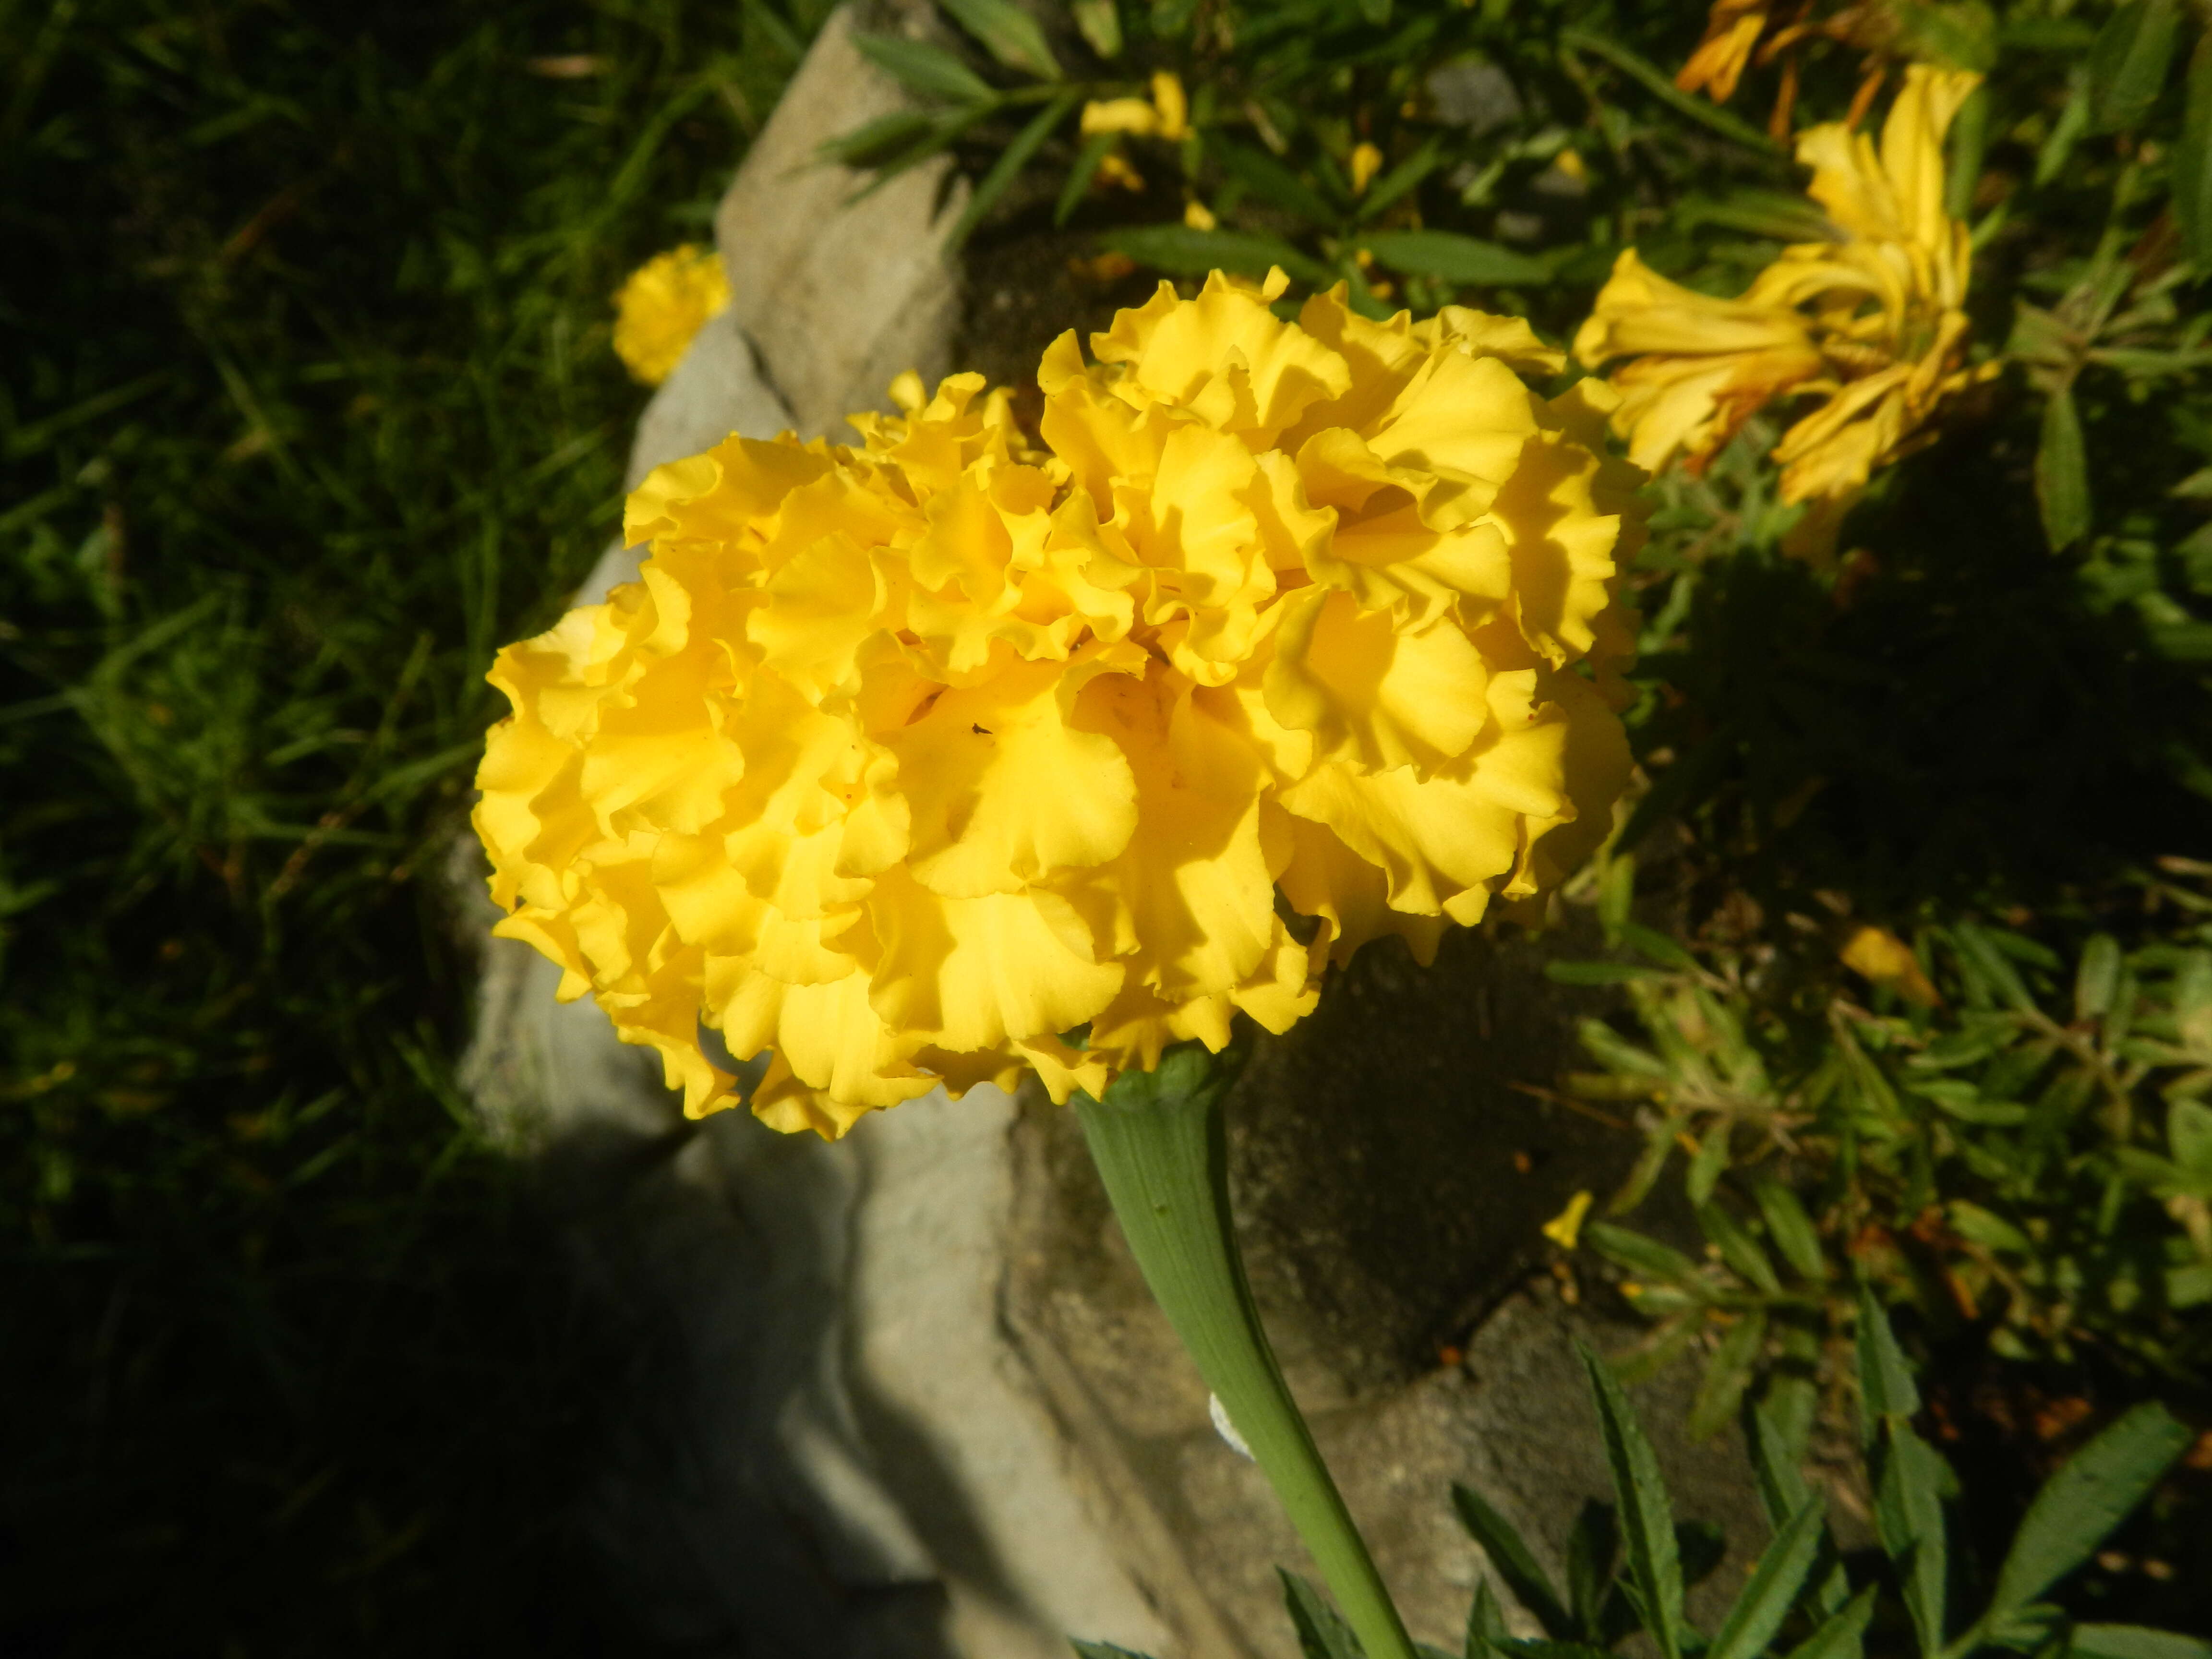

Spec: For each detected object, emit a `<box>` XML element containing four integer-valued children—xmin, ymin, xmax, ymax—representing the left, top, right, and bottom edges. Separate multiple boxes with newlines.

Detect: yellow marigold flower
<box><xmin>476</xmin><ymin>270</ymin><xmax>1636</xmax><ymax>1138</ymax></box>
<box><xmin>612</xmin><ymin>244</ymin><xmax>731</xmax><ymax>386</ymax></box>
<box><xmin>1575</xmin><ymin>67</ymin><xmax>1993</xmax><ymax>510</ymax></box>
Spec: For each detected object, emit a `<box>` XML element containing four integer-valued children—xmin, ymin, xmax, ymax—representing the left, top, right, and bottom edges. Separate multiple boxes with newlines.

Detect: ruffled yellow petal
<box><xmin>478</xmin><ymin>266</ymin><xmax>1633</xmax><ymax>1135</ymax></box>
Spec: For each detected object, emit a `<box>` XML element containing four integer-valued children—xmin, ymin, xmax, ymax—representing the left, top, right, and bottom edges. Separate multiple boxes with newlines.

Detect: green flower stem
<box><xmin>1073</xmin><ymin>1045</ymin><xmax>1417</xmax><ymax>1659</ymax></box>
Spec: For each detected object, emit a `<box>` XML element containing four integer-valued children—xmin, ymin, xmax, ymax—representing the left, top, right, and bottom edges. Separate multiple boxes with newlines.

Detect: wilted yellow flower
<box><xmin>1839</xmin><ymin>923</ymin><xmax>1940</xmax><ymax>1006</ymax></box>
<box><xmin>1575</xmin><ymin>66</ymin><xmax>1992</xmax><ymax>512</ymax></box>
<box><xmin>1081</xmin><ymin>71</ymin><xmax>1191</xmax><ymax>142</ymax></box>
<box><xmin>1676</xmin><ymin>0</ymin><xmax>1770</xmax><ymax>105</ymax></box>
<box><xmin>476</xmin><ymin>271</ymin><xmax>1637</xmax><ymax>1137</ymax></box>
<box><xmin>612</xmin><ymin>244</ymin><xmax>731</xmax><ymax>386</ymax></box>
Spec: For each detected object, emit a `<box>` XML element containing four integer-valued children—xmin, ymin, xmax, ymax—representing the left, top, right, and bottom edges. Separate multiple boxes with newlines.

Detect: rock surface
<box><xmin>458</xmin><ymin>12</ymin><xmax>1770</xmax><ymax>1656</ymax></box>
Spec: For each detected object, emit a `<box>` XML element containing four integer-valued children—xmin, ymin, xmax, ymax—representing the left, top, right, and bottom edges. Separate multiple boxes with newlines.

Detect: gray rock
<box><xmin>715</xmin><ymin>6</ymin><xmax>967</xmax><ymax>444</ymax></box>
<box><xmin>1427</xmin><ymin>56</ymin><xmax>1523</xmax><ymax>139</ymax></box>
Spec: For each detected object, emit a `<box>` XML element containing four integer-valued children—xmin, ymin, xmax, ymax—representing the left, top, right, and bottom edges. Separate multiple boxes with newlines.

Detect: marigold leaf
<box><xmin>937</xmin><ymin>0</ymin><xmax>1061</xmax><ymax>78</ymax></box>
<box><xmin>853</xmin><ymin>32</ymin><xmax>997</xmax><ymax>104</ymax></box>
<box><xmin>1986</xmin><ymin>1404</ymin><xmax>2192</xmax><ymax>1630</ymax></box>
<box><xmin>2176</xmin><ymin>39</ymin><xmax>2212</xmax><ymax>270</ymax></box>
<box><xmin>2088</xmin><ymin>0</ymin><xmax>2179</xmax><ymax>133</ymax></box>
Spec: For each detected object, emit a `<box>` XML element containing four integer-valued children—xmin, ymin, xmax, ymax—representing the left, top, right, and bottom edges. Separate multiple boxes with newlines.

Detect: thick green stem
<box><xmin>1073</xmin><ymin>1045</ymin><xmax>1417</xmax><ymax>1659</ymax></box>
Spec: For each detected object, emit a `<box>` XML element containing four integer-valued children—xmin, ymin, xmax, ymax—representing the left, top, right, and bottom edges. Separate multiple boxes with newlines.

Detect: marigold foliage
<box><xmin>1575</xmin><ymin>66</ymin><xmax>1994</xmax><ymax>517</ymax></box>
<box><xmin>611</xmin><ymin>243</ymin><xmax>731</xmax><ymax>386</ymax></box>
<box><xmin>477</xmin><ymin>271</ymin><xmax>1636</xmax><ymax>1137</ymax></box>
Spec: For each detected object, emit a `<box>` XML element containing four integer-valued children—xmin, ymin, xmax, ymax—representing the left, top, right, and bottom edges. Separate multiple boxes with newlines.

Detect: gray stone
<box><xmin>715</xmin><ymin>6</ymin><xmax>967</xmax><ymax>444</ymax></box>
<box><xmin>1427</xmin><ymin>55</ymin><xmax>1523</xmax><ymax>139</ymax></box>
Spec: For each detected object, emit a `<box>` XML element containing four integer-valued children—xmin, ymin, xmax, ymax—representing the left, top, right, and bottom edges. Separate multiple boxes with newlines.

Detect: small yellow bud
<box><xmin>1542</xmin><ymin>1190</ymin><xmax>1594</xmax><ymax>1251</ymax></box>
<box><xmin>1182</xmin><ymin>199</ymin><xmax>1217</xmax><ymax>231</ymax></box>
<box><xmin>1349</xmin><ymin>141</ymin><xmax>1384</xmax><ymax>194</ymax></box>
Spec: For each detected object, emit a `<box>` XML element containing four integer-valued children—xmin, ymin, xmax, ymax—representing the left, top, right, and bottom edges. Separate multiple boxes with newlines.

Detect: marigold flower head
<box><xmin>477</xmin><ymin>270</ymin><xmax>1636</xmax><ymax>1138</ymax></box>
<box><xmin>1574</xmin><ymin>66</ymin><xmax>1992</xmax><ymax>510</ymax></box>
<box><xmin>613</xmin><ymin>244</ymin><xmax>732</xmax><ymax>386</ymax></box>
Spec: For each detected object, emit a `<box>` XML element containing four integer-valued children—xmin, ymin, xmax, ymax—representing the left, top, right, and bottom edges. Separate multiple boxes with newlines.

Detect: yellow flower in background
<box><xmin>612</xmin><ymin>244</ymin><xmax>731</xmax><ymax>386</ymax></box>
<box><xmin>476</xmin><ymin>270</ymin><xmax>1637</xmax><ymax>1138</ymax></box>
<box><xmin>1183</xmin><ymin>198</ymin><xmax>1218</xmax><ymax>231</ymax></box>
<box><xmin>1081</xmin><ymin>71</ymin><xmax>1191</xmax><ymax>142</ymax></box>
<box><xmin>1839</xmin><ymin>924</ymin><xmax>1941</xmax><ymax>1006</ymax></box>
<box><xmin>1575</xmin><ymin>66</ymin><xmax>1992</xmax><ymax>516</ymax></box>
<box><xmin>1350</xmin><ymin>142</ymin><xmax>1385</xmax><ymax>195</ymax></box>
<box><xmin>1542</xmin><ymin>1190</ymin><xmax>1594</xmax><ymax>1250</ymax></box>
<box><xmin>1676</xmin><ymin>0</ymin><xmax>1770</xmax><ymax>104</ymax></box>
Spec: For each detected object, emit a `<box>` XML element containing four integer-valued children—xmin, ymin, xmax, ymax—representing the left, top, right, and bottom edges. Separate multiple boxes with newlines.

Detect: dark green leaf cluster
<box><xmin>1549</xmin><ymin>854</ymin><xmax>2212</xmax><ymax>1429</ymax></box>
<box><xmin>1074</xmin><ymin>1303</ymin><xmax>2203</xmax><ymax>1659</ymax></box>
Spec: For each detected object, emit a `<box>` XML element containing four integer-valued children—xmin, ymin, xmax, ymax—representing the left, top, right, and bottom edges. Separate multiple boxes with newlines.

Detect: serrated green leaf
<box><xmin>1874</xmin><ymin>1425</ymin><xmax>1950</xmax><ymax>1657</ymax></box>
<box><xmin>1690</xmin><ymin>1310</ymin><xmax>1768</xmax><ymax>1441</ymax></box>
<box><xmin>2088</xmin><ymin>0</ymin><xmax>2179</xmax><ymax>132</ymax></box>
<box><xmin>1557</xmin><ymin>27</ymin><xmax>1783</xmax><ymax>155</ymax></box>
<box><xmin>1057</xmin><ymin>131</ymin><xmax>1117</xmax><ymax>225</ymax></box>
<box><xmin>1467</xmin><ymin>1578</ymin><xmax>1513</xmax><ymax>1659</ymax></box>
<box><xmin>1985</xmin><ymin>1404</ymin><xmax>2191</xmax><ymax>1630</ymax></box>
<box><xmin>2037</xmin><ymin>385</ymin><xmax>2092</xmax><ymax>551</ymax></box>
<box><xmin>1071</xmin><ymin>0</ymin><xmax>1122</xmax><ymax>57</ymax></box>
<box><xmin>1454</xmin><ymin>1486</ymin><xmax>1577</xmax><ymax>1640</ymax></box>
<box><xmin>2076</xmin><ymin>935</ymin><xmax>2124</xmax><ymax>1021</ymax></box>
<box><xmin>1855</xmin><ymin>1287</ymin><xmax>1921</xmax><ymax>1429</ymax></box>
<box><xmin>1944</xmin><ymin>81</ymin><xmax>1989</xmax><ymax>220</ymax></box>
<box><xmin>2071</xmin><ymin>1627</ymin><xmax>2212</xmax><ymax>1659</ymax></box>
<box><xmin>945</xmin><ymin>91</ymin><xmax>1078</xmax><ymax>251</ymax></box>
<box><xmin>1707</xmin><ymin>1500</ymin><xmax>1827</xmax><ymax>1659</ymax></box>
<box><xmin>853</xmin><ymin>32</ymin><xmax>998</xmax><ymax>103</ymax></box>
<box><xmin>1586</xmin><ymin>1222</ymin><xmax>1708</xmax><ymax>1290</ymax></box>
<box><xmin>1565</xmin><ymin>1499</ymin><xmax>1620</xmax><ymax>1642</ymax></box>
<box><xmin>1358</xmin><ymin>229</ymin><xmax>1551</xmax><ymax>287</ymax></box>
<box><xmin>819</xmin><ymin>108</ymin><xmax>944</xmax><ymax>167</ymax></box>
<box><xmin>1687</xmin><ymin>1125</ymin><xmax>1731</xmax><ymax>1208</ymax></box>
<box><xmin>937</xmin><ymin>0</ymin><xmax>1061</xmax><ymax>77</ymax></box>
<box><xmin>1700</xmin><ymin>1204</ymin><xmax>1782</xmax><ymax>1295</ymax></box>
<box><xmin>2173</xmin><ymin>1098</ymin><xmax>2212</xmax><ymax>1170</ymax></box>
<box><xmin>1215</xmin><ymin>139</ymin><xmax>1342</xmax><ymax>228</ymax></box>
<box><xmin>1281</xmin><ymin>1569</ymin><xmax>1366</xmax><ymax>1659</ymax></box>
<box><xmin>2177</xmin><ymin>41</ymin><xmax>2212</xmax><ymax>270</ymax></box>
<box><xmin>1101</xmin><ymin>225</ymin><xmax>1336</xmax><ymax>288</ymax></box>
<box><xmin>1752</xmin><ymin>1179</ymin><xmax>1827</xmax><ymax>1281</ymax></box>
<box><xmin>1578</xmin><ymin>1346</ymin><xmax>1684</xmax><ymax>1659</ymax></box>
<box><xmin>1782</xmin><ymin>1587</ymin><xmax>1877</xmax><ymax>1659</ymax></box>
<box><xmin>1548</xmin><ymin>961</ymin><xmax>1676</xmax><ymax>986</ymax></box>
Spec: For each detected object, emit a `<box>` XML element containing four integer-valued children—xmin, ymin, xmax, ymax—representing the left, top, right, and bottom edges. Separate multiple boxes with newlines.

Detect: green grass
<box><xmin>0</xmin><ymin>1</ymin><xmax>822</xmax><ymax>1650</ymax></box>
